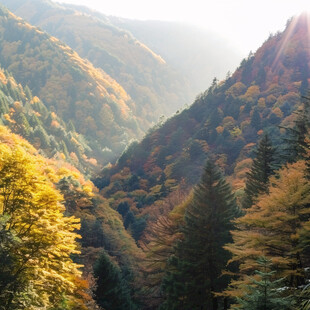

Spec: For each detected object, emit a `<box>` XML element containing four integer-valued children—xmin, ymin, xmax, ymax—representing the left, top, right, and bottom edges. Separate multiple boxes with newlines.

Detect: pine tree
<box><xmin>161</xmin><ymin>160</ymin><xmax>238</xmax><ymax>310</ymax></box>
<box><xmin>242</xmin><ymin>134</ymin><xmax>274</xmax><ymax>209</ymax></box>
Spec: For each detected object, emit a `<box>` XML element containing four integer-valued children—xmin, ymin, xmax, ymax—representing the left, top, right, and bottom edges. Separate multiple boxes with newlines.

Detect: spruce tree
<box><xmin>161</xmin><ymin>160</ymin><xmax>238</xmax><ymax>310</ymax></box>
<box><xmin>236</xmin><ymin>257</ymin><xmax>294</xmax><ymax>310</ymax></box>
<box><xmin>284</xmin><ymin>95</ymin><xmax>310</xmax><ymax>164</ymax></box>
<box><xmin>242</xmin><ymin>134</ymin><xmax>274</xmax><ymax>209</ymax></box>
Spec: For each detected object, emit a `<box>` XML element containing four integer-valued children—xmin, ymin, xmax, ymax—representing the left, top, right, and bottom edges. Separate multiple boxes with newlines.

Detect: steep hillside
<box><xmin>0</xmin><ymin>124</ymin><xmax>145</xmax><ymax>308</ymax></box>
<box><xmin>108</xmin><ymin>18</ymin><xmax>242</xmax><ymax>95</ymax></box>
<box><xmin>0</xmin><ymin>66</ymin><xmax>100</xmax><ymax>174</ymax></box>
<box><xmin>96</xmin><ymin>13</ymin><xmax>309</xmax><ymax>230</ymax></box>
<box><xmin>0</xmin><ymin>0</ymin><xmax>192</xmax><ymax>121</ymax></box>
<box><xmin>0</xmin><ymin>5</ymin><xmax>144</xmax><ymax>164</ymax></box>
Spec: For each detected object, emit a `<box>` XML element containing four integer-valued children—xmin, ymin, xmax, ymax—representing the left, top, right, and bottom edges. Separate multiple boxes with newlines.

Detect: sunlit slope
<box><xmin>0</xmin><ymin>5</ymin><xmax>144</xmax><ymax>164</ymax></box>
<box><xmin>0</xmin><ymin>65</ymin><xmax>102</xmax><ymax>173</ymax></box>
<box><xmin>96</xmin><ymin>13</ymin><xmax>310</xmax><ymax>219</ymax></box>
<box><xmin>1</xmin><ymin>0</ymin><xmax>192</xmax><ymax>122</ymax></box>
<box><xmin>0</xmin><ymin>124</ymin><xmax>144</xmax><ymax>304</ymax></box>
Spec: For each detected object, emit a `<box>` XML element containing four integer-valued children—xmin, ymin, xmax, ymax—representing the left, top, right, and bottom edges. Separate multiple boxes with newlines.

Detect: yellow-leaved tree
<box><xmin>0</xmin><ymin>141</ymin><xmax>85</xmax><ymax>309</ymax></box>
<box><xmin>225</xmin><ymin>160</ymin><xmax>310</xmax><ymax>306</ymax></box>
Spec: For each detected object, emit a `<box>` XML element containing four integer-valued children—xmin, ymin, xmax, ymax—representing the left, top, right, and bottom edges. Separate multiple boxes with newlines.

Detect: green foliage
<box><xmin>235</xmin><ymin>257</ymin><xmax>294</xmax><ymax>310</ymax></box>
<box><xmin>161</xmin><ymin>160</ymin><xmax>238</xmax><ymax>309</ymax></box>
<box><xmin>93</xmin><ymin>250</ymin><xmax>136</xmax><ymax>310</ymax></box>
<box><xmin>242</xmin><ymin>134</ymin><xmax>275</xmax><ymax>209</ymax></box>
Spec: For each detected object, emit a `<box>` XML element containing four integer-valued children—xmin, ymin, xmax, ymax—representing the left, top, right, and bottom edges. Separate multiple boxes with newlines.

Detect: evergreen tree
<box><xmin>250</xmin><ymin>108</ymin><xmax>262</xmax><ymax>131</ymax></box>
<box><xmin>161</xmin><ymin>160</ymin><xmax>238</xmax><ymax>310</ymax></box>
<box><xmin>226</xmin><ymin>161</ymin><xmax>310</xmax><ymax>306</ymax></box>
<box><xmin>236</xmin><ymin>257</ymin><xmax>294</xmax><ymax>310</ymax></box>
<box><xmin>93</xmin><ymin>250</ymin><xmax>134</xmax><ymax>310</ymax></box>
<box><xmin>242</xmin><ymin>134</ymin><xmax>274</xmax><ymax>209</ymax></box>
<box><xmin>284</xmin><ymin>95</ymin><xmax>310</xmax><ymax>163</ymax></box>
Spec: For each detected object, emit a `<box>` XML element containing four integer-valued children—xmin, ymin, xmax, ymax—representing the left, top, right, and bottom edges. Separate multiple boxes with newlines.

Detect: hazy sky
<box><xmin>57</xmin><ymin>0</ymin><xmax>310</xmax><ymax>55</ymax></box>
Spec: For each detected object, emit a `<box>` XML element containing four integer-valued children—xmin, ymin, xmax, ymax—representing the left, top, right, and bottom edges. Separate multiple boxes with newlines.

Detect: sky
<box><xmin>57</xmin><ymin>0</ymin><xmax>310</xmax><ymax>55</ymax></box>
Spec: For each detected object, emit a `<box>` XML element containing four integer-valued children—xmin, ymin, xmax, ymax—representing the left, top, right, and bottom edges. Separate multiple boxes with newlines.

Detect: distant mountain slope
<box><xmin>96</xmin><ymin>13</ymin><xmax>309</xmax><ymax>228</ymax></box>
<box><xmin>0</xmin><ymin>0</ymin><xmax>193</xmax><ymax>121</ymax></box>
<box><xmin>0</xmin><ymin>5</ymin><xmax>144</xmax><ymax>164</ymax></box>
<box><xmin>0</xmin><ymin>66</ymin><xmax>99</xmax><ymax>174</ymax></box>
<box><xmin>102</xmin><ymin>18</ymin><xmax>242</xmax><ymax>95</ymax></box>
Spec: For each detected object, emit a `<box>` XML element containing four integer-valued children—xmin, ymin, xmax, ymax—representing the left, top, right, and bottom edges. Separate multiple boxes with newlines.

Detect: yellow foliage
<box><xmin>0</xmin><ymin>140</ymin><xmax>83</xmax><ymax>307</ymax></box>
<box><xmin>32</xmin><ymin>96</ymin><xmax>40</xmax><ymax>103</ymax></box>
<box><xmin>226</xmin><ymin>161</ymin><xmax>310</xmax><ymax>298</ymax></box>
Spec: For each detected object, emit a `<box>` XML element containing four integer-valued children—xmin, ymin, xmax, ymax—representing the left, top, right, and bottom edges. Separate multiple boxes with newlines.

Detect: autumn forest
<box><xmin>0</xmin><ymin>0</ymin><xmax>309</xmax><ymax>309</ymax></box>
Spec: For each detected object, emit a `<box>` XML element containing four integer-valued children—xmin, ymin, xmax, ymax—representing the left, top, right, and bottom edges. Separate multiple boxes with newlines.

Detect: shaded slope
<box><xmin>0</xmin><ymin>0</ymin><xmax>192</xmax><ymax>121</ymax></box>
<box><xmin>96</xmin><ymin>13</ymin><xmax>310</xmax><ymax>228</ymax></box>
<box><xmin>0</xmin><ymin>5</ymin><xmax>143</xmax><ymax>164</ymax></box>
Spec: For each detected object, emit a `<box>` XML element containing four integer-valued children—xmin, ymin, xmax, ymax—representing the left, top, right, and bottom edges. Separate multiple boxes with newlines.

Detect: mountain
<box><xmin>96</xmin><ymin>13</ymin><xmax>309</xmax><ymax>231</ymax></box>
<box><xmin>0</xmin><ymin>0</ymin><xmax>193</xmax><ymax>122</ymax></box>
<box><xmin>0</xmin><ymin>5</ymin><xmax>145</xmax><ymax>165</ymax></box>
<box><xmin>108</xmin><ymin>18</ymin><xmax>242</xmax><ymax>95</ymax></box>
<box><xmin>0</xmin><ymin>65</ymin><xmax>98</xmax><ymax>174</ymax></box>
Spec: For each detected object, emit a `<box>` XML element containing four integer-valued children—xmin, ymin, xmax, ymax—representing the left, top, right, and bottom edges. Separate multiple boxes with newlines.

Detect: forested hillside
<box><xmin>0</xmin><ymin>125</ymin><xmax>145</xmax><ymax>309</ymax></box>
<box><xmin>0</xmin><ymin>1</ymin><xmax>309</xmax><ymax>309</ymax></box>
<box><xmin>0</xmin><ymin>5</ymin><xmax>144</xmax><ymax>164</ymax></box>
<box><xmin>96</xmin><ymin>13</ymin><xmax>309</xmax><ymax>238</ymax></box>
<box><xmin>95</xmin><ymin>13</ymin><xmax>310</xmax><ymax>309</ymax></box>
<box><xmin>0</xmin><ymin>0</ymin><xmax>193</xmax><ymax>121</ymax></box>
<box><xmin>0</xmin><ymin>66</ymin><xmax>99</xmax><ymax>173</ymax></box>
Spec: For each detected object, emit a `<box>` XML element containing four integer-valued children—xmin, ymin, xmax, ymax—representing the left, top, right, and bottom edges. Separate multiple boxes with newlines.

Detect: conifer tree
<box><xmin>242</xmin><ymin>134</ymin><xmax>274</xmax><ymax>209</ymax></box>
<box><xmin>161</xmin><ymin>160</ymin><xmax>238</xmax><ymax>310</ymax></box>
<box><xmin>236</xmin><ymin>257</ymin><xmax>294</xmax><ymax>310</ymax></box>
<box><xmin>93</xmin><ymin>250</ymin><xmax>134</xmax><ymax>310</ymax></box>
<box><xmin>284</xmin><ymin>95</ymin><xmax>310</xmax><ymax>164</ymax></box>
<box><xmin>226</xmin><ymin>161</ymin><xmax>310</xmax><ymax>305</ymax></box>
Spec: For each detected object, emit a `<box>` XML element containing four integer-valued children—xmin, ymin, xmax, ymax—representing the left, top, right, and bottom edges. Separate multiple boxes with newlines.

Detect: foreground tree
<box><xmin>226</xmin><ymin>161</ymin><xmax>310</xmax><ymax>306</ymax></box>
<box><xmin>0</xmin><ymin>145</ymin><xmax>84</xmax><ymax>309</ymax></box>
<box><xmin>161</xmin><ymin>160</ymin><xmax>238</xmax><ymax>310</ymax></box>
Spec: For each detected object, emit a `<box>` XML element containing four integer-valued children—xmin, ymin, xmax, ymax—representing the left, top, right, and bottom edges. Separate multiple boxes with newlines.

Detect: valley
<box><xmin>0</xmin><ymin>1</ymin><xmax>309</xmax><ymax>309</ymax></box>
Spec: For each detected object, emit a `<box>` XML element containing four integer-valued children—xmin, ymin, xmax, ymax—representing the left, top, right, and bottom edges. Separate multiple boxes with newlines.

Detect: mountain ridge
<box><xmin>96</xmin><ymin>12</ymin><xmax>309</xmax><ymax>235</ymax></box>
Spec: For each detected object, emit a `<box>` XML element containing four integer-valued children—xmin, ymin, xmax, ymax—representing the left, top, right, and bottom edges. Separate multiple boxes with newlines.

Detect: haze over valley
<box><xmin>0</xmin><ymin>1</ymin><xmax>309</xmax><ymax>309</ymax></box>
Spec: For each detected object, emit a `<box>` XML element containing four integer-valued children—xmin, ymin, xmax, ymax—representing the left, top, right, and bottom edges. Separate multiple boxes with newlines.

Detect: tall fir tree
<box><xmin>242</xmin><ymin>134</ymin><xmax>274</xmax><ymax>209</ymax></box>
<box><xmin>161</xmin><ymin>160</ymin><xmax>238</xmax><ymax>310</ymax></box>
